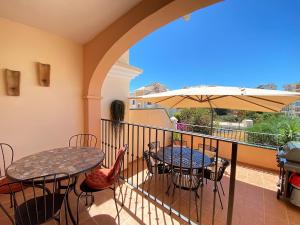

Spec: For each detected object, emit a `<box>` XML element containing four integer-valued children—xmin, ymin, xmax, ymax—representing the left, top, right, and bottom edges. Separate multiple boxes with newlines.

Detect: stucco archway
<box><xmin>83</xmin><ymin>0</ymin><xmax>221</xmax><ymax>139</ymax></box>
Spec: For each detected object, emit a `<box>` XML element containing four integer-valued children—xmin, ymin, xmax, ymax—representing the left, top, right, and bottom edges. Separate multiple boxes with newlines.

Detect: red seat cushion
<box><xmin>0</xmin><ymin>177</ymin><xmax>23</xmax><ymax>194</ymax></box>
<box><xmin>85</xmin><ymin>147</ymin><xmax>126</xmax><ymax>190</ymax></box>
<box><xmin>85</xmin><ymin>168</ymin><xmax>114</xmax><ymax>189</ymax></box>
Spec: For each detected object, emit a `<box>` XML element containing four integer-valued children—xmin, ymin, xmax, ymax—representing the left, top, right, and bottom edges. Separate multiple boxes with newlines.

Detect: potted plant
<box><xmin>110</xmin><ymin>100</ymin><xmax>125</xmax><ymax>136</ymax></box>
<box><xmin>172</xmin><ymin>132</ymin><xmax>182</xmax><ymax>146</ymax></box>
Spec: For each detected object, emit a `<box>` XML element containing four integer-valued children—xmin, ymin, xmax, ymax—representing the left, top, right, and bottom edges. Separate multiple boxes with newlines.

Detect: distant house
<box><xmin>130</xmin><ymin>82</ymin><xmax>168</xmax><ymax>109</ymax></box>
<box><xmin>282</xmin><ymin>83</ymin><xmax>300</xmax><ymax>117</ymax></box>
<box><xmin>256</xmin><ymin>83</ymin><xmax>277</xmax><ymax>90</ymax></box>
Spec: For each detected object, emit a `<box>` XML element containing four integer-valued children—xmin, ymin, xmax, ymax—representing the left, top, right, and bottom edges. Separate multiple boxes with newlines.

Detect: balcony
<box><xmin>1</xmin><ymin>119</ymin><xmax>299</xmax><ymax>225</ymax></box>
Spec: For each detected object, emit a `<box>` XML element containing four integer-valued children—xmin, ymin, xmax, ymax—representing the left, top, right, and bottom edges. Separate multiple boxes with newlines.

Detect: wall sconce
<box><xmin>5</xmin><ymin>69</ymin><xmax>21</xmax><ymax>96</ymax></box>
<box><xmin>37</xmin><ymin>62</ymin><xmax>50</xmax><ymax>86</ymax></box>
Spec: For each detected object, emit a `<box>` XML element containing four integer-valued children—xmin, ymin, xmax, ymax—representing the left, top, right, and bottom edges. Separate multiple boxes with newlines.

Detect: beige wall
<box><xmin>101</xmin><ymin>75</ymin><xmax>130</xmax><ymax>120</ymax></box>
<box><xmin>0</xmin><ymin>18</ymin><xmax>83</xmax><ymax>160</ymax></box>
<box><xmin>182</xmin><ymin>135</ymin><xmax>278</xmax><ymax>171</ymax></box>
<box><xmin>129</xmin><ymin>108</ymin><xmax>173</xmax><ymax>129</ymax></box>
<box><xmin>101</xmin><ymin>50</ymin><xmax>142</xmax><ymax>121</ymax></box>
<box><xmin>128</xmin><ymin>108</ymin><xmax>173</xmax><ymax>158</ymax></box>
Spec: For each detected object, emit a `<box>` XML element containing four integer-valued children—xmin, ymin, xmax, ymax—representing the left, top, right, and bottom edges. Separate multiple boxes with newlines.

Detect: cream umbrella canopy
<box><xmin>131</xmin><ymin>85</ymin><xmax>300</xmax><ymax>133</ymax></box>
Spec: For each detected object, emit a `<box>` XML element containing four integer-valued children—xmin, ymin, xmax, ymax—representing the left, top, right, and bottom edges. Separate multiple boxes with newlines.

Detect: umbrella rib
<box><xmin>170</xmin><ymin>96</ymin><xmax>189</xmax><ymax>108</ymax></box>
<box><xmin>247</xmin><ymin>96</ymin><xmax>286</xmax><ymax>105</ymax></box>
<box><xmin>196</xmin><ymin>95</ymin><xmax>202</xmax><ymax>102</ymax></box>
<box><xmin>186</xmin><ymin>95</ymin><xmax>202</xmax><ymax>103</ymax></box>
<box><xmin>231</xmin><ymin>96</ymin><xmax>279</xmax><ymax>112</ymax></box>
<box><xmin>154</xmin><ymin>95</ymin><xmax>176</xmax><ymax>104</ymax></box>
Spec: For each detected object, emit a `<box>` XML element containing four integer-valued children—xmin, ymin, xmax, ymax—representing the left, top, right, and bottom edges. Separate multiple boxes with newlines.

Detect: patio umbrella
<box><xmin>131</xmin><ymin>85</ymin><xmax>300</xmax><ymax>134</ymax></box>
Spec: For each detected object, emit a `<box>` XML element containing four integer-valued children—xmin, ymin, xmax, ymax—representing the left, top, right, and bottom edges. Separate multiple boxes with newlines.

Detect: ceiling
<box><xmin>0</xmin><ymin>0</ymin><xmax>141</xmax><ymax>43</ymax></box>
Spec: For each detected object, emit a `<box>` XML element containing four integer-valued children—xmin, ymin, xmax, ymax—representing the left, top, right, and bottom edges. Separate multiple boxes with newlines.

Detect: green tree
<box><xmin>247</xmin><ymin>114</ymin><xmax>300</xmax><ymax>146</ymax></box>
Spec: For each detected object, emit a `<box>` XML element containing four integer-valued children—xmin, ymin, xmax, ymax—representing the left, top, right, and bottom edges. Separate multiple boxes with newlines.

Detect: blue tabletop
<box><xmin>156</xmin><ymin>147</ymin><xmax>212</xmax><ymax>169</ymax></box>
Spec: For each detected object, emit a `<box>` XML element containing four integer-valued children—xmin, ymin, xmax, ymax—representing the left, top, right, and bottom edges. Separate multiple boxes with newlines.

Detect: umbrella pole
<box><xmin>210</xmin><ymin>107</ymin><xmax>214</xmax><ymax>135</ymax></box>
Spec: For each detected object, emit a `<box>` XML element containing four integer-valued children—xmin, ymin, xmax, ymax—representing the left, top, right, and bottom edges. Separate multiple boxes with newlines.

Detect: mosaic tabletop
<box><xmin>6</xmin><ymin>147</ymin><xmax>105</xmax><ymax>181</ymax></box>
<box><xmin>156</xmin><ymin>147</ymin><xmax>212</xmax><ymax>169</ymax></box>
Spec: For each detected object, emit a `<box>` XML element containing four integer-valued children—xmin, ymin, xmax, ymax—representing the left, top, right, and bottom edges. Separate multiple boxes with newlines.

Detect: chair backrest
<box><xmin>172</xmin><ymin>167</ymin><xmax>202</xmax><ymax>189</ymax></box>
<box><xmin>69</xmin><ymin>134</ymin><xmax>97</xmax><ymax>148</ymax></box>
<box><xmin>217</xmin><ymin>159</ymin><xmax>230</xmax><ymax>181</ymax></box>
<box><xmin>108</xmin><ymin>145</ymin><xmax>128</xmax><ymax>181</ymax></box>
<box><xmin>172</xmin><ymin>140</ymin><xmax>188</xmax><ymax>147</ymax></box>
<box><xmin>0</xmin><ymin>173</ymin><xmax>71</xmax><ymax>225</ymax></box>
<box><xmin>0</xmin><ymin>143</ymin><xmax>14</xmax><ymax>178</ymax></box>
<box><xmin>143</xmin><ymin>151</ymin><xmax>157</xmax><ymax>174</ymax></box>
<box><xmin>198</xmin><ymin>143</ymin><xmax>217</xmax><ymax>159</ymax></box>
<box><xmin>198</xmin><ymin>143</ymin><xmax>217</xmax><ymax>153</ymax></box>
<box><xmin>148</xmin><ymin>141</ymin><xmax>160</xmax><ymax>152</ymax></box>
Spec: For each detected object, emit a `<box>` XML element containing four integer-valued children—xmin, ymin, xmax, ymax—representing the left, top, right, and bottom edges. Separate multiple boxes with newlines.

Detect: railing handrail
<box><xmin>101</xmin><ymin>118</ymin><xmax>240</xmax><ymax>144</ymax></box>
<box><xmin>176</xmin><ymin>122</ymin><xmax>283</xmax><ymax>137</ymax></box>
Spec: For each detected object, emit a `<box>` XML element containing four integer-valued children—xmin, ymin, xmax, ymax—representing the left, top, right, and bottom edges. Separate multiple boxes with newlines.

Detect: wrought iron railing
<box><xmin>177</xmin><ymin>122</ymin><xmax>281</xmax><ymax>148</ymax></box>
<box><xmin>101</xmin><ymin>118</ymin><xmax>238</xmax><ymax>225</ymax></box>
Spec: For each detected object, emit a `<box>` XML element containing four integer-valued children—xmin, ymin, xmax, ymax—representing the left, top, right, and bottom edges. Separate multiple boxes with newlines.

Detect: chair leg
<box><xmin>172</xmin><ymin>185</ymin><xmax>176</xmax><ymax>197</ymax></box>
<box><xmin>117</xmin><ymin>179</ymin><xmax>124</xmax><ymax>206</ymax></box>
<box><xmin>56</xmin><ymin>213</ymin><xmax>61</xmax><ymax>225</ymax></box>
<box><xmin>216</xmin><ymin>186</ymin><xmax>223</xmax><ymax>210</ymax></box>
<box><xmin>166</xmin><ymin>183</ymin><xmax>172</xmax><ymax>196</ymax></box>
<box><xmin>77</xmin><ymin>192</ymin><xmax>85</xmax><ymax>225</ymax></box>
<box><xmin>219</xmin><ymin>181</ymin><xmax>225</xmax><ymax>196</ymax></box>
<box><xmin>10</xmin><ymin>194</ymin><xmax>13</xmax><ymax>208</ymax></box>
<box><xmin>147</xmin><ymin>174</ymin><xmax>153</xmax><ymax>193</ymax></box>
<box><xmin>113</xmin><ymin>187</ymin><xmax>120</xmax><ymax>225</ymax></box>
<box><xmin>64</xmin><ymin>200</ymin><xmax>69</xmax><ymax>225</ymax></box>
<box><xmin>195</xmin><ymin>191</ymin><xmax>199</xmax><ymax>222</ymax></box>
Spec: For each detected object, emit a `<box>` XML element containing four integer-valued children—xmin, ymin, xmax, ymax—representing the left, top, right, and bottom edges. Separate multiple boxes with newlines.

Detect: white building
<box><xmin>282</xmin><ymin>83</ymin><xmax>300</xmax><ymax>117</ymax></box>
<box><xmin>101</xmin><ymin>50</ymin><xmax>143</xmax><ymax>120</ymax></box>
<box><xmin>130</xmin><ymin>82</ymin><xmax>168</xmax><ymax>109</ymax></box>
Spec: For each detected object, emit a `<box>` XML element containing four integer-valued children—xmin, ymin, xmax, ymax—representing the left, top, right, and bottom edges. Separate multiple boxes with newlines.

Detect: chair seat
<box><xmin>156</xmin><ymin>163</ymin><xmax>170</xmax><ymax>174</ymax></box>
<box><xmin>172</xmin><ymin>173</ymin><xmax>202</xmax><ymax>190</ymax></box>
<box><xmin>0</xmin><ymin>177</ymin><xmax>23</xmax><ymax>194</ymax></box>
<box><xmin>15</xmin><ymin>194</ymin><xmax>65</xmax><ymax>225</ymax></box>
<box><xmin>85</xmin><ymin>168</ymin><xmax>115</xmax><ymax>190</ymax></box>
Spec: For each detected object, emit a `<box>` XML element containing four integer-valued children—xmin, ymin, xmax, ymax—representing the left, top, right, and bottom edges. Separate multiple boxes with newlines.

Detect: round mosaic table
<box><xmin>6</xmin><ymin>147</ymin><xmax>105</xmax><ymax>181</ymax></box>
<box><xmin>156</xmin><ymin>147</ymin><xmax>212</xmax><ymax>169</ymax></box>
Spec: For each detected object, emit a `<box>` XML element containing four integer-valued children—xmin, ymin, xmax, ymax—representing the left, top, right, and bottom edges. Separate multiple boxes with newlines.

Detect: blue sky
<box><xmin>130</xmin><ymin>0</ymin><xmax>300</xmax><ymax>92</ymax></box>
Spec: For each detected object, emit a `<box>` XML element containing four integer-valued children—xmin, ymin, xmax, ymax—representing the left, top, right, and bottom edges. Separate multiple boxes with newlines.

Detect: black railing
<box><xmin>101</xmin><ymin>118</ymin><xmax>238</xmax><ymax>225</ymax></box>
<box><xmin>177</xmin><ymin>122</ymin><xmax>280</xmax><ymax>148</ymax></box>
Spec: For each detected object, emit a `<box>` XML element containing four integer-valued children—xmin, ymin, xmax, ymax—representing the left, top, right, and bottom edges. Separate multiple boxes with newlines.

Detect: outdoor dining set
<box><xmin>0</xmin><ymin>134</ymin><xmax>229</xmax><ymax>225</ymax></box>
<box><xmin>0</xmin><ymin>134</ymin><xmax>127</xmax><ymax>225</ymax></box>
<box><xmin>143</xmin><ymin>141</ymin><xmax>230</xmax><ymax>222</ymax></box>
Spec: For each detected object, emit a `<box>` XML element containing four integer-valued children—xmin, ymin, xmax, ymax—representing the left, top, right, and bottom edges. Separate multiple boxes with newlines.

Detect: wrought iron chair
<box><xmin>204</xmin><ymin>159</ymin><xmax>230</xmax><ymax>209</ymax></box>
<box><xmin>172</xmin><ymin>140</ymin><xmax>188</xmax><ymax>147</ymax></box>
<box><xmin>167</xmin><ymin>167</ymin><xmax>203</xmax><ymax>221</ymax></box>
<box><xmin>0</xmin><ymin>173</ymin><xmax>71</xmax><ymax>225</ymax></box>
<box><xmin>0</xmin><ymin>143</ymin><xmax>23</xmax><ymax>207</ymax></box>
<box><xmin>64</xmin><ymin>134</ymin><xmax>98</xmax><ymax>197</ymax></box>
<box><xmin>198</xmin><ymin>143</ymin><xmax>217</xmax><ymax>160</ymax></box>
<box><xmin>76</xmin><ymin>145</ymin><xmax>127</xmax><ymax>225</ymax></box>
<box><xmin>69</xmin><ymin>134</ymin><xmax>97</xmax><ymax>148</ymax></box>
<box><xmin>143</xmin><ymin>142</ymin><xmax>170</xmax><ymax>185</ymax></box>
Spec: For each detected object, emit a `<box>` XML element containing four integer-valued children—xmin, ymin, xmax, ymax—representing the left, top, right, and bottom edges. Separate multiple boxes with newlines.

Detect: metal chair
<box><xmin>69</xmin><ymin>134</ymin><xmax>97</xmax><ymax>148</ymax></box>
<box><xmin>144</xmin><ymin>142</ymin><xmax>170</xmax><ymax>185</ymax></box>
<box><xmin>65</xmin><ymin>134</ymin><xmax>98</xmax><ymax>197</ymax></box>
<box><xmin>148</xmin><ymin>141</ymin><xmax>160</xmax><ymax>151</ymax></box>
<box><xmin>0</xmin><ymin>173</ymin><xmax>71</xmax><ymax>225</ymax></box>
<box><xmin>167</xmin><ymin>167</ymin><xmax>203</xmax><ymax>221</ymax></box>
<box><xmin>198</xmin><ymin>143</ymin><xmax>217</xmax><ymax>162</ymax></box>
<box><xmin>76</xmin><ymin>145</ymin><xmax>127</xmax><ymax>225</ymax></box>
<box><xmin>0</xmin><ymin>143</ymin><xmax>22</xmax><ymax>208</ymax></box>
<box><xmin>172</xmin><ymin>140</ymin><xmax>188</xmax><ymax>147</ymax></box>
<box><xmin>204</xmin><ymin>159</ymin><xmax>230</xmax><ymax>209</ymax></box>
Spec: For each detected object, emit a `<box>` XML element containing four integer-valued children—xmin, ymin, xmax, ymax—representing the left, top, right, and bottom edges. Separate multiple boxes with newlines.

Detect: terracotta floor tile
<box><xmin>1</xmin><ymin>163</ymin><xmax>299</xmax><ymax>225</ymax></box>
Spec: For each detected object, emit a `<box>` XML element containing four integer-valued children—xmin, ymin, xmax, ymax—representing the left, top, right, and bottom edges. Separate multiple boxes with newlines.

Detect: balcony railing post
<box><xmin>226</xmin><ymin>142</ymin><xmax>238</xmax><ymax>225</ymax></box>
